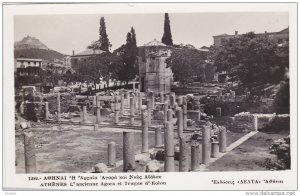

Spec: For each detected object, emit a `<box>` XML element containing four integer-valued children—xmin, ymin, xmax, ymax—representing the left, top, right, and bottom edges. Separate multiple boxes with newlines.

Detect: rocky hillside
<box><xmin>15</xmin><ymin>36</ymin><xmax>48</xmax><ymax>50</ymax></box>
<box><xmin>14</xmin><ymin>36</ymin><xmax>64</xmax><ymax>61</ymax></box>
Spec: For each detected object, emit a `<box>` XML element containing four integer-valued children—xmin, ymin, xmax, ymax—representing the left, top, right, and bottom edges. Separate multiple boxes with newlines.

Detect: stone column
<box><xmin>163</xmin><ymin>102</ymin><xmax>169</xmax><ymax>126</ymax></box>
<box><xmin>130</xmin><ymin>97</ymin><xmax>135</xmax><ymax>125</ymax></box>
<box><xmin>96</xmin><ymin>96</ymin><xmax>101</xmax><ymax>124</ymax></box>
<box><xmin>219</xmin><ymin>126</ymin><xmax>227</xmax><ymax>153</ymax></box>
<box><xmin>183</xmin><ymin>105</ymin><xmax>187</xmax><ymax>130</ymax></box>
<box><xmin>170</xmin><ymin>92</ymin><xmax>176</xmax><ymax>108</ymax></box>
<box><xmin>177</xmin><ymin>96</ymin><xmax>183</xmax><ymax>107</ymax></box>
<box><xmin>179</xmin><ymin>136</ymin><xmax>189</xmax><ymax>172</ymax></box>
<box><xmin>150</xmin><ymin>92</ymin><xmax>155</xmax><ymax>109</ymax></box>
<box><xmin>216</xmin><ymin>107</ymin><xmax>222</xmax><ymax>117</ymax></box>
<box><xmin>120</xmin><ymin>93</ymin><xmax>124</xmax><ymax>114</ymax></box>
<box><xmin>45</xmin><ymin>102</ymin><xmax>49</xmax><ymax>120</ymax></box>
<box><xmin>82</xmin><ymin>105</ymin><xmax>87</xmax><ymax>123</ymax></box>
<box><xmin>141</xmin><ymin>110</ymin><xmax>149</xmax><ymax>153</ymax></box>
<box><xmin>132</xmin><ymin>82</ymin><xmax>136</xmax><ymax>92</ymax></box>
<box><xmin>176</xmin><ymin>107</ymin><xmax>183</xmax><ymax>138</ymax></box>
<box><xmin>211</xmin><ymin>141</ymin><xmax>220</xmax><ymax>158</ymax></box>
<box><xmin>57</xmin><ymin>93</ymin><xmax>61</xmax><ymax>122</ymax></box>
<box><xmin>165</xmin><ymin>94</ymin><xmax>170</xmax><ymax>105</ymax></box>
<box><xmin>202</xmin><ymin>125</ymin><xmax>211</xmax><ymax>165</ymax></box>
<box><xmin>138</xmin><ymin>92</ymin><xmax>142</xmax><ymax>114</ymax></box>
<box><xmin>114</xmin><ymin>96</ymin><xmax>119</xmax><ymax>124</ymax></box>
<box><xmin>191</xmin><ymin>142</ymin><xmax>200</xmax><ymax>171</ymax></box>
<box><xmin>108</xmin><ymin>142</ymin><xmax>116</xmax><ymax>167</ymax></box>
<box><xmin>164</xmin><ymin>121</ymin><xmax>175</xmax><ymax>172</ymax></box>
<box><xmin>253</xmin><ymin>115</ymin><xmax>258</xmax><ymax>132</ymax></box>
<box><xmin>160</xmin><ymin>92</ymin><xmax>164</xmax><ymax>103</ymax></box>
<box><xmin>123</xmin><ymin>131</ymin><xmax>135</xmax><ymax>171</ymax></box>
<box><xmin>93</xmin><ymin>96</ymin><xmax>97</xmax><ymax>115</ymax></box>
<box><xmin>146</xmin><ymin>100</ymin><xmax>151</xmax><ymax>126</ymax></box>
<box><xmin>20</xmin><ymin>102</ymin><xmax>24</xmax><ymax>115</ymax></box>
<box><xmin>155</xmin><ymin>126</ymin><xmax>163</xmax><ymax>147</ymax></box>
<box><xmin>167</xmin><ymin>109</ymin><xmax>173</xmax><ymax>121</ymax></box>
<box><xmin>24</xmin><ymin>132</ymin><xmax>36</xmax><ymax>173</ymax></box>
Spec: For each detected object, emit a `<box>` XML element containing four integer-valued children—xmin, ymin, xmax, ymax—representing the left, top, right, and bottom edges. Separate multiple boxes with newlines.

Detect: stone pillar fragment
<box><xmin>164</xmin><ymin>121</ymin><xmax>175</xmax><ymax>172</ymax></box>
<box><xmin>177</xmin><ymin>96</ymin><xmax>183</xmax><ymax>107</ymax></box>
<box><xmin>176</xmin><ymin>107</ymin><xmax>183</xmax><ymax>138</ymax></box>
<box><xmin>141</xmin><ymin>110</ymin><xmax>149</xmax><ymax>153</ymax></box>
<box><xmin>96</xmin><ymin>96</ymin><xmax>101</xmax><ymax>124</ymax></box>
<box><xmin>163</xmin><ymin>102</ymin><xmax>169</xmax><ymax>126</ymax></box>
<box><xmin>24</xmin><ymin>132</ymin><xmax>36</xmax><ymax>173</ymax></box>
<box><xmin>253</xmin><ymin>115</ymin><xmax>258</xmax><ymax>132</ymax></box>
<box><xmin>160</xmin><ymin>92</ymin><xmax>164</xmax><ymax>103</ymax></box>
<box><xmin>170</xmin><ymin>92</ymin><xmax>176</xmax><ymax>107</ymax></box>
<box><xmin>120</xmin><ymin>93</ymin><xmax>124</xmax><ymax>114</ymax></box>
<box><xmin>167</xmin><ymin>109</ymin><xmax>173</xmax><ymax>121</ymax></box>
<box><xmin>130</xmin><ymin>97</ymin><xmax>135</xmax><ymax>125</ymax></box>
<box><xmin>183</xmin><ymin>105</ymin><xmax>187</xmax><ymax>130</ymax></box>
<box><xmin>82</xmin><ymin>105</ymin><xmax>87</xmax><ymax>123</ymax></box>
<box><xmin>211</xmin><ymin>141</ymin><xmax>220</xmax><ymax>158</ymax></box>
<box><xmin>108</xmin><ymin>142</ymin><xmax>116</xmax><ymax>166</ymax></box>
<box><xmin>146</xmin><ymin>100</ymin><xmax>151</xmax><ymax>126</ymax></box>
<box><xmin>45</xmin><ymin>102</ymin><xmax>49</xmax><ymax>120</ymax></box>
<box><xmin>138</xmin><ymin>92</ymin><xmax>142</xmax><ymax>114</ymax></box>
<box><xmin>191</xmin><ymin>142</ymin><xmax>200</xmax><ymax>171</ymax></box>
<box><xmin>123</xmin><ymin>132</ymin><xmax>135</xmax><ymax>171</ymax></box>
<box><xmin>179</xmin><ymin>136</ymin><xmax>189</xmax><ymax>172</ymax></box>
<box><xmin>202</xmin><ymin>125</ymin><xmax>211</xmax><ymax>165</ymax></box>
<box><xmin>155</xmin><ymin>126</ymin><xmax>163</xmax><ymax>147</ymax></box>
<box><xmin>20</xmin><ymin>102</ymin><xmax>24</xmax><ymax>115</ymax></box>
<box><xmin>57</xmin><ymin>93</ymin><xmax>61</xmax><ymax>121</ymax></box>
<box><xmin>219</xmin><ymin>126</ymin><xmax>227</xmax><ymax>153</ymax></box>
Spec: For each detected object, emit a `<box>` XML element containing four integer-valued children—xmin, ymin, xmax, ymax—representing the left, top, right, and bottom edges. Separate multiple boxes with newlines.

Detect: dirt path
<box><xmin>208</xmin><ymin>131</ymin><xmax>289</xmax><ymax>171</ymax></box>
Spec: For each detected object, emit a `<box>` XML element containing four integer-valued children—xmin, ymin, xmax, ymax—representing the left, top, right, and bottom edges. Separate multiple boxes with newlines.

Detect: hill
<box><xmin>15</xmin><ymin>36</ymin><xmax>49</xmax><ymax>50</ymax></box>
<box><xmin>14</xmin><ymin>48</ymin><xmax>64</xmax><ymax>61</ymax></box>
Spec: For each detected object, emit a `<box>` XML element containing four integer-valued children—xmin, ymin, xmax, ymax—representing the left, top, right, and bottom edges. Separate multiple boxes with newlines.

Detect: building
<box><xmin>63</xmin><ymin>55</ymin><xmax>71</xmax><ymax>66</ymax></box>
<box><xmin>213</xmin><ymin>27</ymin><xmax>289</xmax><ymax>47</ymax></box>
<box><xmin>138</xmin><ymin>39</ymin><xmax>173</xmax><ymax>93</ymax></box>
<box><xmin>15</xmin><ymin>58</ymin><xmax>42</xmax><ymax>77</ymax></box>
<box><xmin>70</xmin><ymin>49</ymin><xmax>105</xmax><ymax>68</ymax></box>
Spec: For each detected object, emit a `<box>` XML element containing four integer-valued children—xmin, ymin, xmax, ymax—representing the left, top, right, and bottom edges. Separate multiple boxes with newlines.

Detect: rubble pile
<box><xmin>265</xmin><ymin>136</ymin><xmax>290</xmax><ymax>170</ymax></box>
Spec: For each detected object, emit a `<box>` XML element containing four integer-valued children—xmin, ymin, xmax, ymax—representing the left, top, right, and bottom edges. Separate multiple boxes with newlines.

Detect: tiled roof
<box><xmin>143</xmin><ymin>39</ymin><xmax>166</xmax><ymax>47</ymax></box>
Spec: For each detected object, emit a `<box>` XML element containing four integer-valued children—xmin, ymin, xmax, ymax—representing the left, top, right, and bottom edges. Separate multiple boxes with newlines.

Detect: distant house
<box><xmin>213</xmin><ymin>27</ymin><xmax>289</xmax><ymax>47</ymax></box>
<box><xmin>15</xmin><ymin>58</ymin><xmax>42</xmax><ymax>77</ymax></box>
<box><xmin>138</xmin><ymin>39</ymin><xmax>173</xmax><ymax>93</ymax></box>
<box><xmin>70</xmin><ymin>49</ymin><xmax>105</xmax><ymax>68</ymax></box>
<box><xmin>63</xmin><ymin>55</ymin><xmax>71</xmax><ymax>66</ymax></box>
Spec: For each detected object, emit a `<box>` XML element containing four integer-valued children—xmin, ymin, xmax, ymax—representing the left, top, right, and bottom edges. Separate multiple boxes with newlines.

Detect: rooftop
<box><xmin>143</xmin><ymin>39</ymin><xmax>167</xmax><ymax>47</ymax></box>
<box><xmin>72</xmin><ymin>49</ymin><xmax>105</xmax><ymax>57</ymax></box>
<box><xmin>15</xmin><ymin>58</ymin><xmax>43</xmax><ymax>61</ymax></box>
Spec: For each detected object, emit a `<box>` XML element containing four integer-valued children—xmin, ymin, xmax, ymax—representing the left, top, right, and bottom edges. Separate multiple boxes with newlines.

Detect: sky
<box><xmin>14</xmin><ymin>12</ymin><xmax>288</xmax><ymax>55</ymax></box>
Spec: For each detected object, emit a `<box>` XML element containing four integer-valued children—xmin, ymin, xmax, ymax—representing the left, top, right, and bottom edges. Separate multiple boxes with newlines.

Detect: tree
<box><xmin>98</xmin><ymin>17</ymin><xmax>111</xmax><ymax>52</ymax></box>
<box><xmin>113</xmin><ymin>27</ymin><xmax>138</xmax><ymax>84</ymax></box>
<box><xmin>73</xmin><ymin>52</ymin><xmax>123</xmax><ymax>90</ymax></box>
<box><xmin>161</xmin><ymin>13</ymin><xmax>173</xmax><ymax>46</ymax></box>
<box><xmin>166</xmin><ymin>47</ymin><xmax>208</xmax><ymax>85</ymax></box>
<box><xmin>212</xmin><ymin>32</ymin><xmax>289</xmax><ymax>89</ymax></box>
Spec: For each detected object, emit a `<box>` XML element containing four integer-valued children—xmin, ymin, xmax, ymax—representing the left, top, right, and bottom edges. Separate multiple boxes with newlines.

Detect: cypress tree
<box><xmin>99</xmin><ymin>17</ymin><xmax>111</xmax><ymax>52</ymax></box>
<box><xmin>161</xmin><ymin>13</ymin><xmax>173</xmax><ymax>45</ymax></box>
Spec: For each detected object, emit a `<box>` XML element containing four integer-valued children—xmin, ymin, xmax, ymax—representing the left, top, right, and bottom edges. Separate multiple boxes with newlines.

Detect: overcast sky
<box><xmin>14</xmin><ymin>12</ymin><xmax>288</xmax><ymax>55</ymax></box>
